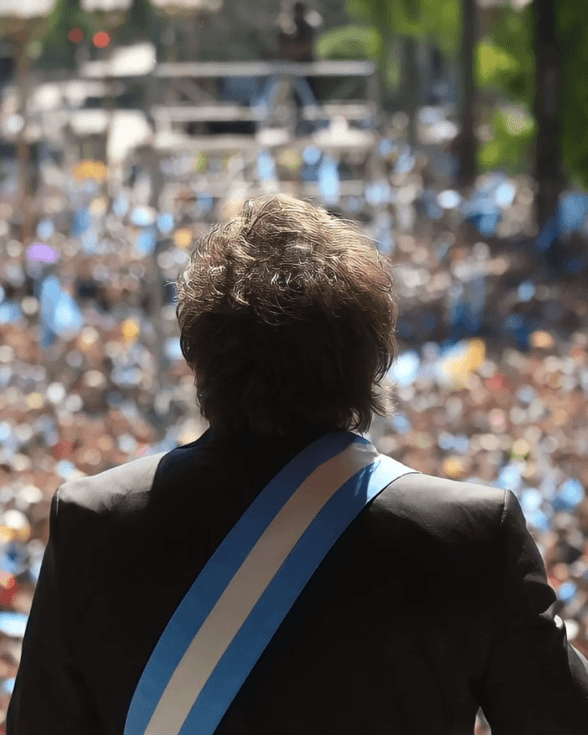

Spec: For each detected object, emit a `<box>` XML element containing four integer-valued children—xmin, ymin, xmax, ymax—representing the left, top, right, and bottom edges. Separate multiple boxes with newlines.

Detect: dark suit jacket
<box><xmin>7</xmin><ymin>426</ymin><xmax>588</xmax><ymax>734</ymax></box>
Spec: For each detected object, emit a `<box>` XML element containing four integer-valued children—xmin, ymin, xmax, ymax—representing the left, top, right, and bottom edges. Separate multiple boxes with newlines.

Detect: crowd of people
<box><xmin>0</xmin><ymin>130</ymin><xmax>588</xmax><ymax>732</ymax></box>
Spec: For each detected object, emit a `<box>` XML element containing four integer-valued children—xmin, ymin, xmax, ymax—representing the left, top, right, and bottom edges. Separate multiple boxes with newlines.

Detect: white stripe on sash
<box><xmin>143</xmin><ymin>440</ymin><xmax>380</xmax><ymax>735</ymax></box>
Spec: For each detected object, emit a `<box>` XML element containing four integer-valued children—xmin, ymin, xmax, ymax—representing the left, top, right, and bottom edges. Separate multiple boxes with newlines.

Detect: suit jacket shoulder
<box><xmin>371</xmin><ymin>470</ymin><xmax>507</xmax><ymax>545</ymax></box>
<box><xmin>57</xmin><ymin>450</ymin><xmax>168</xmax><ymax>514</ymax></box>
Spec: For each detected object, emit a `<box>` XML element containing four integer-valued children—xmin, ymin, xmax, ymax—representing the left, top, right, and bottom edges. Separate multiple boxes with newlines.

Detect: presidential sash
<box><xmin>125</xmin><ymin>430</ymin><xmax>419</xmax><ymax>735</ymax></box>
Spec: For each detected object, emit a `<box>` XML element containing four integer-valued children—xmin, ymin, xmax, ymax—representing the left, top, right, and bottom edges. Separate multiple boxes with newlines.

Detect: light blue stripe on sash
<box><xmin>125</xmin><ymin>431</ymin><xmax>364</xmax><ymax>735</ymax></box>
<box><xmin>177</xmin><ymin>454</ymin><xmax>416</xmax><ymax>735</ymax></box>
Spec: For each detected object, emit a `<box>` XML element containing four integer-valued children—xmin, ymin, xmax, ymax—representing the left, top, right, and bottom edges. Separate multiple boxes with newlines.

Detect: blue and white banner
<box><xmin>125</xmin><ymin>431</ymin><xmax>418</xmax><ymax>735</ymax></box>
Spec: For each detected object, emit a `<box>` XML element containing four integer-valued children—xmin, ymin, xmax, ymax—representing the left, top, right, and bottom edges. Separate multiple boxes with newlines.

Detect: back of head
<box><xmin>176</xmin><ymin>194</ymin><xmax>398</xmax><ymax>438</ymax></box>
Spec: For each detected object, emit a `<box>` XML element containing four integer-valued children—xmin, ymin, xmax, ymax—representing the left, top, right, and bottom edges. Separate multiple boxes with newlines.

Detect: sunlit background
<box><xmin>0</xmin><ymin>0</ymin><xmax>588</xmax><ymax>732</ymax></box>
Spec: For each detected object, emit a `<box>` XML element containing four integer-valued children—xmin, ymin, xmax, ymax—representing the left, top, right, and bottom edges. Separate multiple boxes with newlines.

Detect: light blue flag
<box><xmin>318</xmin><ymin>154</ymin><xmax>340</xmax><ymax>205</ymax></box>
<box><xmin>257</xmin><ymin>148</ymin><xmax>277</xmax><ymax>182</ymax></box>
<box><xmin>39</xmin><ymin>275</ymin><xmax>84</xmax><ymax>343</ymax></box>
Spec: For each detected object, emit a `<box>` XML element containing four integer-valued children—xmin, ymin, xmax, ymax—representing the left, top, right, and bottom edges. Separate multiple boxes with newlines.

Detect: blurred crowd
<box><xmin>0</xmin><ymin>130</ymin><xmax>588</xmax><ymax>732</ymax></box>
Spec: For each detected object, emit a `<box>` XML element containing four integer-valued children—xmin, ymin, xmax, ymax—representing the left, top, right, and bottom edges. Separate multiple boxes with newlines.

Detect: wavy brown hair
<box><xmin>175</xmin><ymin>194</ymin><xmax>399</xmax><ymax>437</ymax></box>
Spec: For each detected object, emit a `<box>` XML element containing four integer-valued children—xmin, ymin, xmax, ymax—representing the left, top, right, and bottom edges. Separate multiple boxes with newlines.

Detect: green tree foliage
<box><xmin>478</xmin><ymin>0</ymin><xmax>588</xmax><ymax>190</ymax></box>
<box><xmin>45</xmin><ymin>1</ymin><xmax>92</xmax><ymax>50</ymax></box>
<box><xmin>316</xmin><ymin>24</ymin><xmax>380</xmax><ymax>61</ymax></box>
<box><xmin>346</xmin><ymin>0</ymin><xmax>460</xmax><ymax>50</ymax></box>
<box><xmin>316</xmin><ymin>0</ymin><xmax>460</xmax><ymax>113</ymax></box>
<box><xmin>478</xmin><ymin>5</ymin><xmax>535</xmax><ymax>108</ymax></box>
<box><xmin>478</xmin><ymin>106</ymin><xmax>535</xmax><ymax>174</ymax></box>
<box><xmin>472</xmin><ymin>5</ymin><xmax>538</xmax><ymax>178</ymax></box>
<box><xmin>316</xmin><ymin>0</ymin><xmax>460</xmax><ymax>65</ymax></box>
<box><xmin>343</xmin><ymin>0</ymin><xmax>396</xmax><ymax>105</ymax></box>
<box><xmin>331</xmin><ymin>0</ymin><xmax>588</xmax><ymax>189</ymax></box>
<box><xmin>316</xmin><ymin>25</ymin><xmax>402</xmax><ymax>90</ymax></box>
<box><xmin>558</xmin><ymin>0</ymin><xmax>588</xmax><ymax>189</ymax></box>
<box><xmin>476</xmin><ymin>40</ymin><xmax>520</xmax><ymax>93</ymax></box>
<box><xmin>42</xmin><ymin>0</ymin><xmax>95</xmax><ymax>69</ymax></box>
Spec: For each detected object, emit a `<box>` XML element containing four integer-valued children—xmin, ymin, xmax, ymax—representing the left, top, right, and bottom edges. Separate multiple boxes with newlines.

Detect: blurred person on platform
<box><xmin>276</xmin><ymin>1</ymin><xmax>322</xmax><ymax>117</ymax></box>
<box><xmin>277</xmin><ymin>1</ymin><xmax>319</xmax><ymax>62</ymax></box>
<box><xmin>7</xmin><ymin>195</ymin><xmax>588</xmax><ymax>735</ymax></box>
